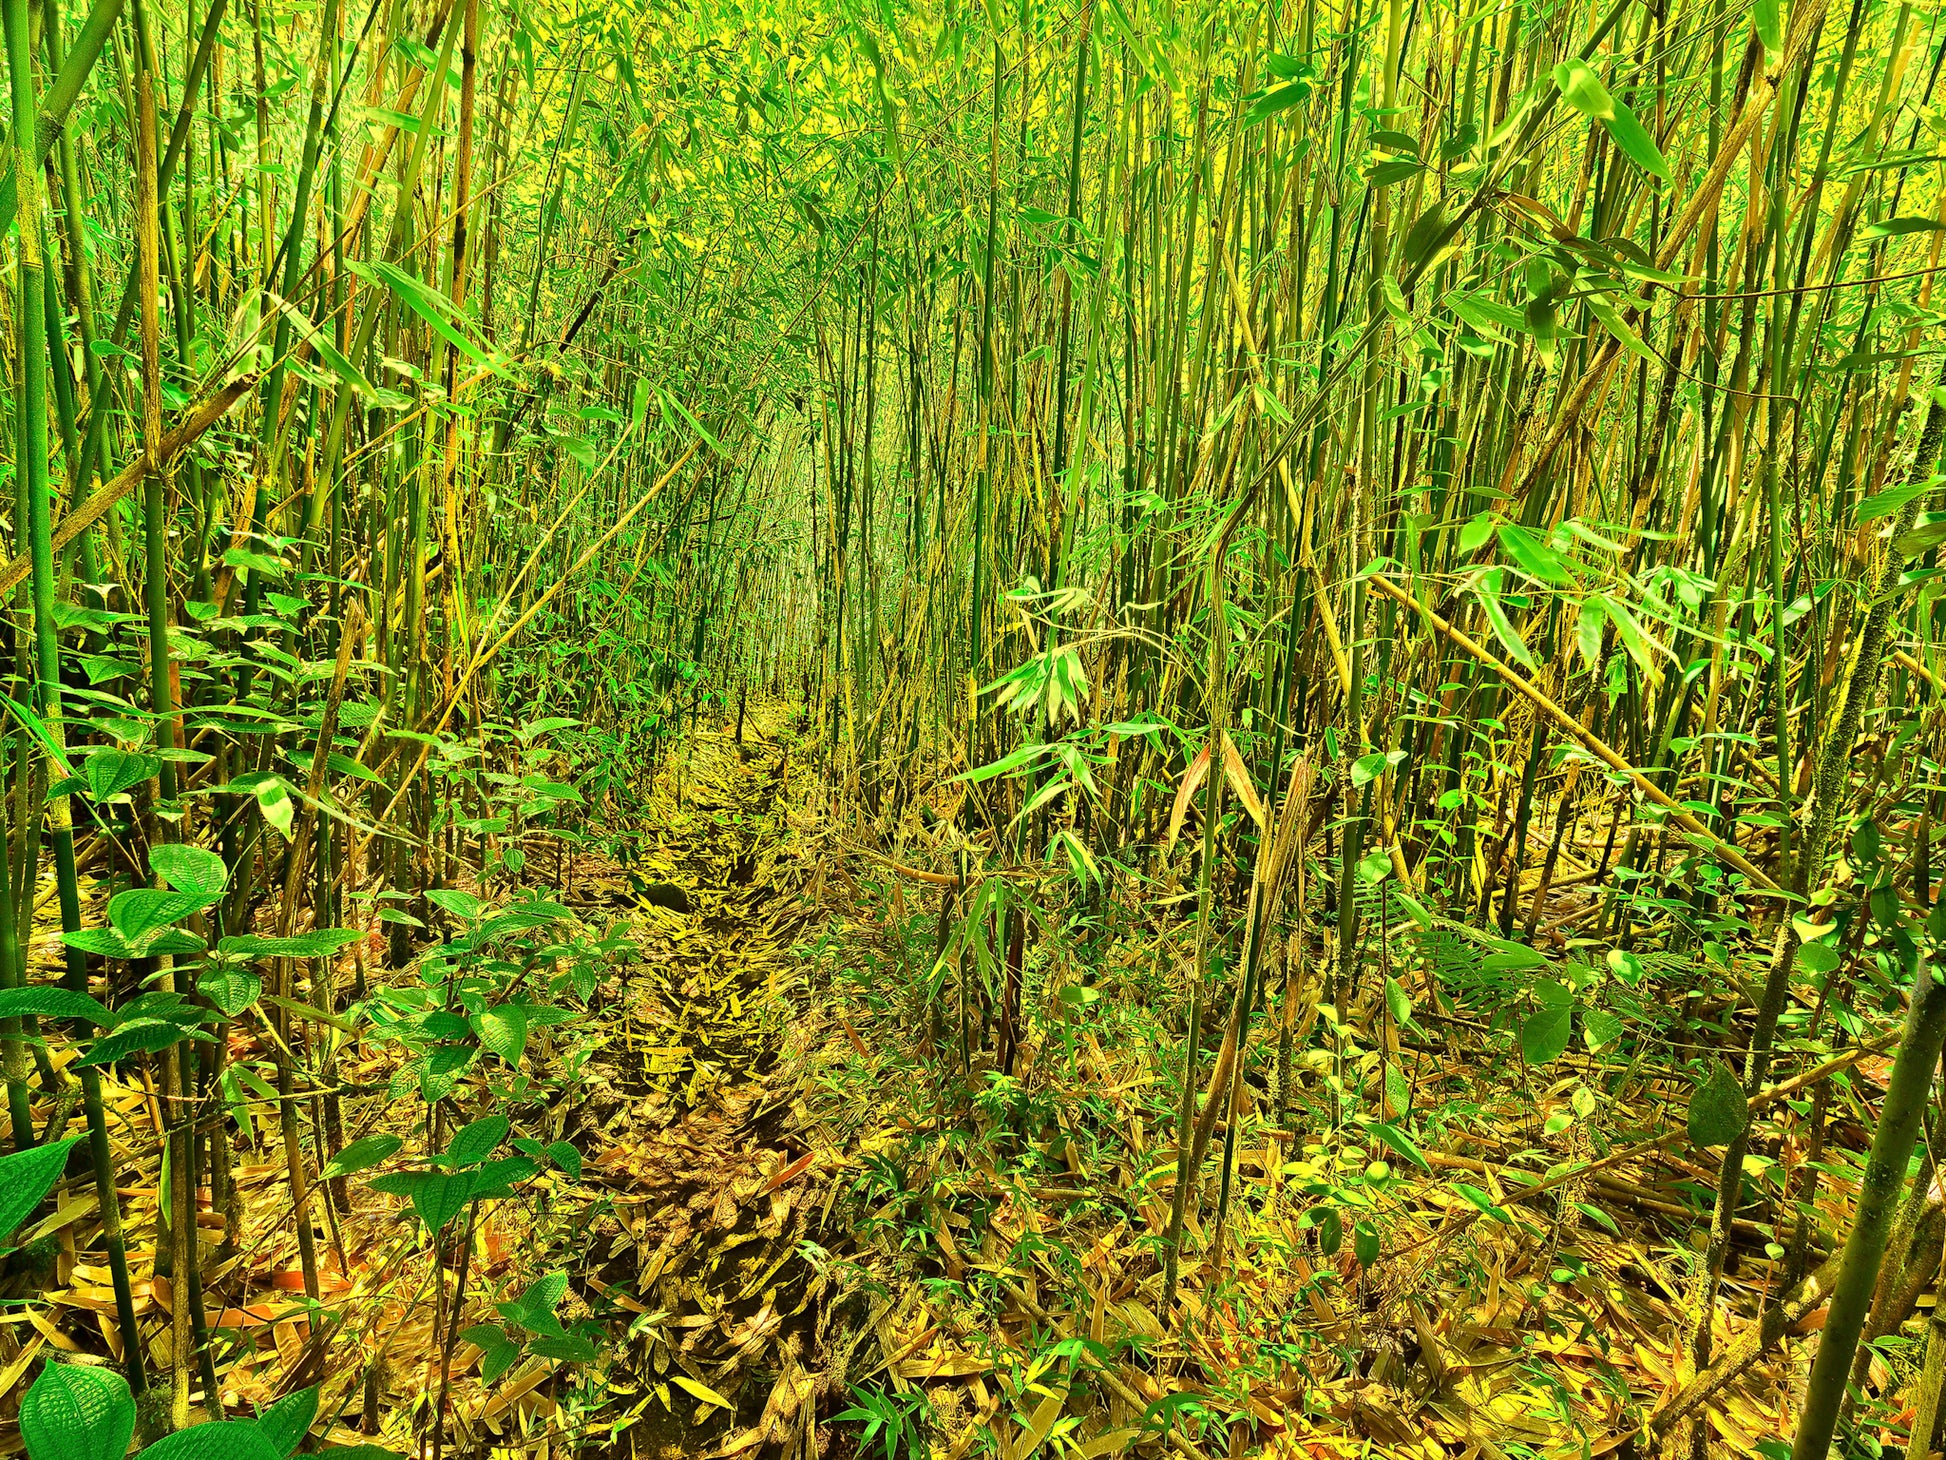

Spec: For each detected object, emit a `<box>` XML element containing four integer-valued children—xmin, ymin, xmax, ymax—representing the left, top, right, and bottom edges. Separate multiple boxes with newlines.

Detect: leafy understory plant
<box><xmin>21</xmin><ymin>1361</ymin><xmax>323</xmax><ymax>1460</ymax></box>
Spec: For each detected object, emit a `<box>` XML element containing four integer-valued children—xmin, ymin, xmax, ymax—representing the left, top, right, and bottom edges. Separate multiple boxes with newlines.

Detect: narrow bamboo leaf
<box><xmin>1582</xmin><ymin>290</ymin><xmax>1658</xmax><ymax>361</ymax></box>
<box><xmin>349</xmin><ymin>260</ymin><xmax>498</xmax><ymax>372</ymax></box>
<box><xmin>1474</xmin><ymin>570</ymin><xmax>1537</xmax><ymax>670</ymax></box>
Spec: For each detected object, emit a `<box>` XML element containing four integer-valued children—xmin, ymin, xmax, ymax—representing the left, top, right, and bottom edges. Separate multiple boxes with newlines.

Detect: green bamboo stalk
<box><xmin>0</xmin><ymin>0</ymin><xmax>144</xmax><ymax>1393</ymax></box>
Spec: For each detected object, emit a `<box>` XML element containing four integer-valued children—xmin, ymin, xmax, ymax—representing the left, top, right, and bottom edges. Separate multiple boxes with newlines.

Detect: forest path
<box><xmin>558</xmin><ymin>707</ymin><xmax>864</xmax><ymax>1460</ymax></box>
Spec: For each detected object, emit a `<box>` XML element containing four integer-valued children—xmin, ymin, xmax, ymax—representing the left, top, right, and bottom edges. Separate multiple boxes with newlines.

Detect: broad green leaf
<box><xmin>947</xmin><ymin>741</ymin><xmax>1055</xmax><ymax>785</ymax></box>
<box><xmin>428</xmin><ymin>888</ymin><xmax>487</xmax><ymax>923</ymax></box>
<box><xmin>83</xmin><ymin>748</ymin><xmax>159</xmax><ymax>801</ymax></box>
<box><xmin>1352</xmin><ymin>1220</ymin><xmax>1381</xmax><ymax>1268</ymax></box>
<box><xmin>1551</xmin><ymin>59</ymin><xmax>1614</xmax><ymax>119</ymax></box>
<box><xmin>1243</xmin><ymin>79</ymin><xmax>1311</xmax><ymax>125</ymax></box>
<box><xmin>21</xmin><ymin>1360</ymin><xmax>135</xmax><ymax>1460</ymax></box>
<box><xmin>106</xmin><ymin>888</ymin><xmax>208</xmax><ymax>942</ymax></box>
<box><xmin>255</xmin><ymin>1386</ymin><xmax>319</xmax><ymax>1456</ymax></box>
<box><xmin>1582</xmin><ymin>1008</ymin><xmax>1625</xmax><ymax>1051</ymax></box>
<box><xmin>80</xmin><ymin>1018</ymin><xmax>212</xmax><ymax>1067</ymax></box>
<box><xmin>225</xmin><ymin>771</ymin><xmax>298</xmax><ymax>840</ymax></box>
<box><xmin>1862</xmin><ymin>216</ymin><xmax>1946</xmax><ymax>240</ymax></box>
<box><xmin>1497</xmin><ymin>523</ymin><xmax>1574</xmax><ymax>585</ymax></box>
<box><xmin>65</xmin><ymin>921</ymin><xmax>203</xmax><ymax>961</ymax></box>
<box><xmin>460</xmin><ymin>1326</ymin><xmax>521</xmax><ymax>1385</ymax></box>
<box><xmin>197</xmin><ymin>964</ymin><xmax>263</xmax><ymax>1016</ymax></box>
<box><xmin>149</xmin><ymin>845</ymin><xmax>229</xmax><ymax>900</ymax></box>
<box><xmin>529</xmin><ymin>1331</ymin><xmax>600</xmax><ymax>1362</ymax></box>
<box><xmin>222</xmin><ymin>548</ymin><xmax>287</xmax><ymax>581</ymax></box>
<box><xmin>1687</xmin><ymin>1060</ymin><xmax>1748</xmax><ymax>1147</ymax></box>
<box><xmin>500</xmin><ymin>1271</ymin><xmax>569</xmax><ymax>1334</ymax></box>
<box><xmin>0</xmin><ymin>1135</ymin><xmax>84</xmax><ymax>1243</ymax></box>
<box><xmin>0</xmin><ymin>986</ymin><xmax>113</xmax><ymax>1027</ymax></box>
<box><xmin>1598</xmin><ymin>594</ymin><xmax>1664</xmax><ymax>684</ymax></box>
<box><xmin>1551</xmin><ymin>61</ymin><xmax>1667</xmax><ymax>178</ymax></box>
<box><xmin>369</xmin><ymin>1169</ymin><xmax>476</xmax><ymax>1231</ymax></box>
<box><xmin>321</xmin><ymin>1135</ymin><xmax>403</xmax><ymax>1180</ymax></box>
<box><xmin>445</xmin><ymin>1114</ymin><xmax>509</xmax><ymax>1169</ymax></box>
<box><xmin>142</xmin><ymin>1423</ymin><xmax>282</xmax><ymax>1460</ymax></box>
<box><xmin>1797</xmin><ymin>940</ymin><xmax>1841</xmax><ymax>974</ymax></box>
<box><xmin>469</xmin><ymin>1156</ymin><xmax>537</xmax><ymax>1199</ymax></box>
<box><xmin>1575</xmin><ymin>598</ymin><xmax>1606</xmax><ymax>668</ymax></box>
<box><xmin>1751</xmin><ymin>0</ymin><xmax>1782</xmax><ymax>53</ymax></box>
<box><xmin>1401</xmin><ymin>201</ymin><xmax>1453</xmax><ymax>272</ymax></box>
<box><xmin>1352</xmin><ymin>749</ymin><xmax>1406</xmax><ymax>788</ymax></box>
<box><xmin>1481</xmin><ymin>946</ymin><xmax>1547</xmax><ymax>971</ymax></box>
<box><xmin>544</xmin><ymin>1141</ymin><xmax>582</xmax><ymax>1180</ymax></box>
<box><xmin>1895</xmin><ymin>519</ymin><xmax>1946</xmax><ymax>558</ymax></box>
<box><xmin>1520</xmin><ymin>1001</ymin><xmax>1572</xmax><ymax>1065</ymax></box>
<box><xmin>1453</xmin><ymin>1182</ymin><xmax>1515</xmax><ymax>1225</ymax></box>
<box><xmin>474</xmin><ymin>1006</ymin><xmax>528</xmax><ymax>1066</ymax></box>
<box><xmin>1857</xmin><ymin>475</ymin><xmax>1939</xmax><ymax>524</ymax></box>
<box><xmin>1597</xmin><ymin>100</ymin><xmax>1668</xmax><ymax>181</ymax></box>
<box><xmin>1458</xmin><ymin>512</ymin><xmax>1498</xmax><ymax>554</ymax></box>
<box><xmin>417</xmin><ymin>1046</ymin><xmax>476</xmax><ymax>1102</ymax></box>
<box><xmin>220</xmin><ymin>929</ymin><xmax>363</xmax><ymax>961</ymax></box>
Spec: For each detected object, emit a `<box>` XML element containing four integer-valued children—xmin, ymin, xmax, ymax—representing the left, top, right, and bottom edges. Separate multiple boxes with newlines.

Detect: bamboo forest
<box><xmin>3</xmin><ymin>0</ymin><xmax>1946</xmax><ymax>1452</ymax></box>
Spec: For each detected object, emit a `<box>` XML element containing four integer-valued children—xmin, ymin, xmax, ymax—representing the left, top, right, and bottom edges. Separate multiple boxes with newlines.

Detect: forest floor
<box><xmin>7</xmin><ymin>705</ymin><xmax>1890</xmax><ymax>1458</ymax></box>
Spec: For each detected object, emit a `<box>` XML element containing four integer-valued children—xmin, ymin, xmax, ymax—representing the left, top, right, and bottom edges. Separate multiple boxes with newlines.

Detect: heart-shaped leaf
<box><xmin>83</xmin><ymin>748</ymin><xmax>159</xmax><ymax>801</ymax></box>
<box><xmin>21</xmin><ymin>1359</ymin><xmax>135</xmax><ymax>1460</ymax></box>
<box><xmin>226</xmin><ymin>772</ymin><xmax>298</xmax><ymax>841</ymax></box>
<box><xmin>149</xmin><ymin>845</ymin><xmax>229</xmax><ymax>901</ymax></box>
<box><xmin>197</xmin><ymin>965</ymin><xmax>263</xmax><ymax>1017</ymax></box>
<box><xmin>1581</xmin><ymin>1008</ymin><xmax>1625</xmax><ymax>1051</ymax></box>
<box><xmin>105</xmin><ymin>889</ymin><xmax>209</xmax><ymax>944</ymax></box>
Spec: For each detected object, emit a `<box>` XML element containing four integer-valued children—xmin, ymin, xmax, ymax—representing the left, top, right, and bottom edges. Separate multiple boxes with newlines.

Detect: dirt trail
<box><xmin>560</xmin><ymin>714</ymin><xmax>864</xmax><ymax>1459</ymax></box>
